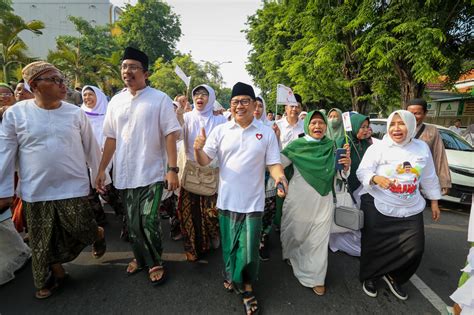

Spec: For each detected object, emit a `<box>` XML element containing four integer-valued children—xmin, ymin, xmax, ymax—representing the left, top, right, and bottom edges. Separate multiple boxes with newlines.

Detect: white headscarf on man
<box><xmin>81</xmin><ymin>85</ymin><xmax>108</xmax><ymax>147</ymax></box>
<box><xmin>183</xmin><ymin>84</ymin><xmax>227</xmax><ymax>161</ymax></box>
<box><xmin>383</xmin><ymin>110</ymin><xmax>417</xmax><ymax>147</ymax></box>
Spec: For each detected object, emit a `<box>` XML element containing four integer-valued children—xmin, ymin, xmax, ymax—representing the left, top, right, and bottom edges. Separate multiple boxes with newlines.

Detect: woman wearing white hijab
<box><xmin>80</xmin><ymin>86</ymin><xmax>110</xmax><ymax>226</ymax></box>
<box><xmin>356</xmin><ymin>110</ymin><xmax>441</xmax><ymax>301</ymax></box>
<box><xmin>254</xmin><ymin>96</ymin><xmax>273</xmax><ymax>126</ymax></box>
<box><xmin>178</xmin><ymin>84</ymin><xmax>227</xmax><ymax>261</ymax></box>
<box><xmin>81</xmin><ymin>86</ymin><xmax>108</xmax><ymax>147</ymax></box>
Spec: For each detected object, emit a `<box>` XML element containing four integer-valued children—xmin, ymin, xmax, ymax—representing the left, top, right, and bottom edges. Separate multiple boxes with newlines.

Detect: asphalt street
<box><xmin>0</xmin><ymin>201</ymin><xmax>470</xmax><ymax>315</ymax></box>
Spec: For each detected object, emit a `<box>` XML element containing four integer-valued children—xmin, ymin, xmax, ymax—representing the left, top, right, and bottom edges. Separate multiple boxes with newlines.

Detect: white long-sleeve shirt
<box><xmin>0</xmin><ymin>100</ymin><xmax>102</xmax><ymax>202</ymax></box>
<box><xmin>356</xmin><ymin>137</ymin><xmax>441</xmax><ymax>217</ymax></box>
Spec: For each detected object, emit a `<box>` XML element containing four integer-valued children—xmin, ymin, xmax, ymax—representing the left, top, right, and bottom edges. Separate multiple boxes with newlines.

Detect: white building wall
<box><xmin>12</xmin><ymin>0</ymin><xmax>121</xmax><ymax>59</ymax></box>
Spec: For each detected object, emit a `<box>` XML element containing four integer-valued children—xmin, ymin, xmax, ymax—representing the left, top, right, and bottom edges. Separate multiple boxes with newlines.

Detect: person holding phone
<box><xmin>279</xmin><ymin>110</ymin><xmax>350</xmax><ymax>296</ymax></box>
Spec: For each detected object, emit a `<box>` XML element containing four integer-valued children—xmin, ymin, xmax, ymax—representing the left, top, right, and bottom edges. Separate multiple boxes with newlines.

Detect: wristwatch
<box><xmin>167</xmin><ymin>166</ymin><xmax>179</xmax><ymax>174</ymax></box>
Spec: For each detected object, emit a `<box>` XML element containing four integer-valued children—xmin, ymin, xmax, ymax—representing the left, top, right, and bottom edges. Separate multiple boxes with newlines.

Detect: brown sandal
<box><xmin>312</xmin><ymin>285</ymin><xmax>326</xmax><ymax>296</ymax></box>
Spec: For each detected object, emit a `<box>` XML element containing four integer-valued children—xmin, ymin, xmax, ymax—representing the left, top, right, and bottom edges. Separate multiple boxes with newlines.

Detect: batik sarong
<box><xmin>219</xmin><ymin>209</ymin><xmax>262</xmax><ymax>290</ymax></box>
<box><xmin>23</xmin><ymin>197</ymin><xmax>98</xmax><ymax>289</ymax></box>
<box><xmin>121</xmin><ymin>182</ymin><xmax>164</xmax><ymax>269</ymax></box>
<box><xmin>177</xmin><ymin>188</ymin><xmax>219</xmax><ymax>259</ymax></box>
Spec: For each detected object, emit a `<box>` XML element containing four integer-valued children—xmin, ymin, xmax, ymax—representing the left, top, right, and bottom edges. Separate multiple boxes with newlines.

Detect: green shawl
<box><xmin>326</xmin><ymin>108</ymin><xmax>345</xmax><ymax>141</ymax></box>
<box><xmin>282</xmin><ymin>110</ymin><xmax>335</xmax><ymax>196</ymax></box>
<box><xmin>336</xmin><ymin>113</ymin><xmax>371</xmax><ymax>193</ymax></box>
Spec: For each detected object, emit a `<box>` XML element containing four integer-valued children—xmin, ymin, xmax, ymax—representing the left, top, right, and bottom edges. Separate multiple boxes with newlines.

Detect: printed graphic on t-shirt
<box><xmin>384</xmin><ymin>161</ymin><xmax>422</xmax><ymax>200</ymax></box>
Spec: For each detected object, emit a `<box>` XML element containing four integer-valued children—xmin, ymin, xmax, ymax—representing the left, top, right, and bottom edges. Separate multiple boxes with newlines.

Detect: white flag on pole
<box><xmin>174</xmin><ymin>65</ymin><xmax>191</xmax><ymax>88</ymax></box>
<box><xmin>276</xmin><ymin>84</ymin><xmax>298</xmax><ymax>105</ymax></box>
<box><xmin>342</xmin><ymin>112</ymin><xmax>352</xmax><ymax>132</ymax></box>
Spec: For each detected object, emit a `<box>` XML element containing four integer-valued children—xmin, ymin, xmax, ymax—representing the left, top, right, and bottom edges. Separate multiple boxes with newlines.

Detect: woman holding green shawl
<box><xmin>280</xmin><ymin>110</ymin><xmax>351</xmax><ymax>296</ymax></box>
<box><xmin>326</xmin><ymin>108</ymin><xmax>345</xmax><ymax>141</ymax></box>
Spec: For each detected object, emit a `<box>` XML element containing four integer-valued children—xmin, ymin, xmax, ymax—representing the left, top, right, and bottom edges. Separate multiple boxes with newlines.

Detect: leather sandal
<box><xmin>312</xmin><ymin>285</ymin><xmax>326</xmax><ymax>296</ymax></box>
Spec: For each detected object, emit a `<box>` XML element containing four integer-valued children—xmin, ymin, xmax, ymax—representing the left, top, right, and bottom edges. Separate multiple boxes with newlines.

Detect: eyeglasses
<box><xmin>230</xmin><ymin>98</ymin><xmax>252</xmax><ymax>107</ymax></box>
<box><xmin>121</xmin><ymin>64</ymin><xmax>143</xmax><ymax>72</ymax></box>
<box><xmin>0</xmin><ymin>92</ymin><xmax>13</xmax><ymax>97</ymax></box>
<box><xmin>34</xmin><ymin>77</ymin><xmax>69</xmax><ymax>86</ymax></box>
<box><xmin>194</xmin><ymin>92</ymin><xmax>209</xmax><ymax>97</ymax></box>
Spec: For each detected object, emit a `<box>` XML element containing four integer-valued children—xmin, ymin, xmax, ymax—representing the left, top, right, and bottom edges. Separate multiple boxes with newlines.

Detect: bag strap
<box><xmin>332</xmin><ymin>173</ymin><xmax>358</xmax><ymax>206</ymax></box>
<box><xmin>414</xmin><ymin>123</ymin><xmax>426</xmax><ymax>139</ymax></box>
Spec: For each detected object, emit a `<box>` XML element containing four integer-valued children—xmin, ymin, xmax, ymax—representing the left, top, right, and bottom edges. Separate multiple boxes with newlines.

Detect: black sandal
<box><xmin>92</xmin><ymin>234</ymin><xmax>106</xmax><ymax>259</ymax></box>
<box><xmin>242</xmin><ymin>291</ymin><xmax>259</xmax><ymax>315</ymax></box>
<box><xmin>223</xmin><ymin>279</ymin><xmax>234</xmax><ymax>293</ymax></box>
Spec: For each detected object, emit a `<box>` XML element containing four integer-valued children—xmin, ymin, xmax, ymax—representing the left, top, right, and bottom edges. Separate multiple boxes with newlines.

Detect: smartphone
<box><xmin>276</xmin><ymin>182</ymin><xmax>286</xmax><ymax>194</ymax></box>
<box><xmin>335</xmin><ymin>148</ymin><xmax>346</xmax><ymax>170</ymax></box>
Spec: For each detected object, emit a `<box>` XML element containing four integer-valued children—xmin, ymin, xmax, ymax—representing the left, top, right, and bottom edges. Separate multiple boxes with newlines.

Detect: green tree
<box><xmin>116</xmin><ymin>0</ymin><xmax>181</xmax><ymax>64</ymax></box>
<box><xmin>246</xmin><ymin>0</ymin><xmax>473</xmax><ymax>114</ymax></box>
<box><xmin>48</xmin><ymin>17</ymin><xmax>121</xmax><ymax>94</ymax></box>
<box><xmin>149</xmin><ymin>54</ymin><xmax>231</xmax><ymax>106</ymax></box>
<box><xmin>0</xmin><ymin>8</ymin><xmax>44</xmax><ymax>82</ymax></box>
<box><xmin>356</xmin><ymin>0</ymin><xmax>473</xmax><ymax>107</ymax></box>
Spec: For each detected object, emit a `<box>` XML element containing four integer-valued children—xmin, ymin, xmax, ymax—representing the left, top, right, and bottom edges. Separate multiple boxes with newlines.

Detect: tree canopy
<box><xmin>246</xmin><ymin>0</ymin><xmax>473</xmax><ymax>115</ymax></box>
<box><xmin>149</xmin><ymin>54</ymin><xmax>232</xmax><ymax>106</ymax></box>
<box><xmin>116</xmin><ymin>0</ymin><xmax>182</xmax><ymax>64</ymax></box>
<box><xmin>0</xmin><ymin>1</ymin><xmax>44</xmax><ymax>82</ymax></box>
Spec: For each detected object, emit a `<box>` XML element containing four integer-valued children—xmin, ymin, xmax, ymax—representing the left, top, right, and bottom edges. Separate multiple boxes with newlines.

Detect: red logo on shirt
<box><xmin>256</xmin><ymin>133</ymin><xmax>263</xmax><ymax>140</ymax></box>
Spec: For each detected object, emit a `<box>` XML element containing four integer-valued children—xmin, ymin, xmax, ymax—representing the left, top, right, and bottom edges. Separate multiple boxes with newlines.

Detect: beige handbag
<box><xmin>181</xmin><ymin>160</ymin><xmax>219</xmax><ymax>196</ymax></box>
<box><xmin>181</xmin><ymin>126</ymin><xmax>219</xmax><ymax>196</ymax></box>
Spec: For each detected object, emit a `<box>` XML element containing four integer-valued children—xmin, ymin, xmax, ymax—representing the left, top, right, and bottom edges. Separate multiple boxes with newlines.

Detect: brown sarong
<box><xmin>177</xmin><ymin>188</ymin><xmax>219</xmax><ymax>259</ymax></box>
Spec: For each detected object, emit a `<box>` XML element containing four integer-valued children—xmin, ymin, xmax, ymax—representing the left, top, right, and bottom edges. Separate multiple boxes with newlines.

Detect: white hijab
<box><xmin>383</xmin><ymin>110</ymin><xmax>417</xmax><ymax>147</ymax></box>
<box><xmin>184</xmin><ymin>84</ymin><xmax>227</xmax><ymax>161</ymax></box>
<box><xmin>81</xmin><ymin>85</ymin><xmax>108</xmax><ymax>147</ymax></box>
<box><xmin>256</xmin><ymin>96</ymin><xmax>272</xmax><ymax>126</ymax></box>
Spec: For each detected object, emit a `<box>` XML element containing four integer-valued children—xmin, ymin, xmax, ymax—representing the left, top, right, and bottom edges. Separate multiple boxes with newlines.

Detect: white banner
<box><xmin>342</xmin><ymin>112</ymin><xmax>352</xmax><ymax>132</ymax></box>
<box><xmin>174</xmin><ymin>65</ymin><xmax>191</xmax><ymax>88</ymax></box>
<box><xmin>276</xmin><ymin>84</ymin><xmax>298</xmax><ymax>105</ymax></box>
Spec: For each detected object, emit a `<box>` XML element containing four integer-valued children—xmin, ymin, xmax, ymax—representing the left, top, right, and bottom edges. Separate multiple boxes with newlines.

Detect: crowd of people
<box><xmin>0</xmin><ymin>46</ymin><xmax>472</xmax><ymax>315</ymax></box>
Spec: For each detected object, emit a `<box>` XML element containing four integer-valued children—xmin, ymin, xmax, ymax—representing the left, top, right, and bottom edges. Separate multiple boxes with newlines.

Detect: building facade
<box><xmin>12</xmin><ymin>0</ymin><xmax>122</xmax><ymax>59</ymax></box>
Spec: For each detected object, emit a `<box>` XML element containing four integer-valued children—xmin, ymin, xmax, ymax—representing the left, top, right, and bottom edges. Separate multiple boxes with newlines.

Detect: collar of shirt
<box><xmin>228</xmin><ymin>117</ymin><xmax>260</xmax><ymax>130</ymax></box>
<box><xmin>124</xmin><ymin>86</ymin><xmax>149</xmax><ymax>99</ymax></box>
<box><xmin>280</xmin><ymin>117</ymin><xmax>302</xmax><ymax>129</ymax></box>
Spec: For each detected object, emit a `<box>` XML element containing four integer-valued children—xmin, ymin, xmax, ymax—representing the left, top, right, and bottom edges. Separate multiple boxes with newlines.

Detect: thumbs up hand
<box><xmin>194</xmin><ymin>127</ymin><xmax>207</xmax><ymax>150</ymax></box>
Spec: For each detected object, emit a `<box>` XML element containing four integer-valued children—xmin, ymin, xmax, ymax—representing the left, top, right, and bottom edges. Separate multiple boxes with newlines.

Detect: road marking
<box><xmin>410</xmin><ymin>274</ymin><xmax>448</xmax><ymax>315</ymax></box>
<box><xmin>70</xmin><ymin>251</ymin><xmax>188</xmax><ymax>266</ymax></box>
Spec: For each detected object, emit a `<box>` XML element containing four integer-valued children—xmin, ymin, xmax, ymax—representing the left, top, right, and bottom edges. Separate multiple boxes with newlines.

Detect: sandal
<box><xmin>312</xmin><ymin>285</ymin><xmax>326</xmax><ymax>296</ymax></box>
<box><xmin>223</xmin><ymin>279</ymin><xmax>234</xmax><ymax>293</ymax></box>
<box><xmin>126</xmin><ymin>259</ymin><xmax>142</xmax><ymax>276</ymax></box>
<box><xmin>242</xmin><ymin>291</ymin><xmax>259</xmax><ymax>315</ymax></box>
<box><xmin>92</xmin><ymin>229</ymin><xmax>106</xmax><ymax>259</ymax></box>
<box><xmin>149</xmin><ymin>265</ymin><xmax>166</xmax><ymax>286</ymax></box>
<box><xmin>34</xmin><ymin>275</ymin><xmax>58</xmax><ymax>300</ymax></box>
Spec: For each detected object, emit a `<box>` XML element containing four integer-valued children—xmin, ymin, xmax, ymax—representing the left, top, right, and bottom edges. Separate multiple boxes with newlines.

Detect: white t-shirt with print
<box><xmin>357</xmin><ymin>137</ymin><xmax>441</xmax><ymax>217</ymax></box>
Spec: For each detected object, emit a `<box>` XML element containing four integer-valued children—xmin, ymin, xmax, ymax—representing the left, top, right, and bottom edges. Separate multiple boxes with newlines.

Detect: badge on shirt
<box><xmin>256</xmin><ymin>133</ymin><xmax>263</xmax><ymax>140</ymax></box>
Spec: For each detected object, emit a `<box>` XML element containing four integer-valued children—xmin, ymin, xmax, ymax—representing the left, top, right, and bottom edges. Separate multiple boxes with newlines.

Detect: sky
<box><xmin>111</xmin><ymin>0</ymin><xmax>263</xmax><ymax>89</ymax></box>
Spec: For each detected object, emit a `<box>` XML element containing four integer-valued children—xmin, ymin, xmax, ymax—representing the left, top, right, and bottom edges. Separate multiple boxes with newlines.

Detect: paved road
<box><xmin>0</xmin><ymin>201</ymin><xmax>470</xmax><ymax>315</ymax></box>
